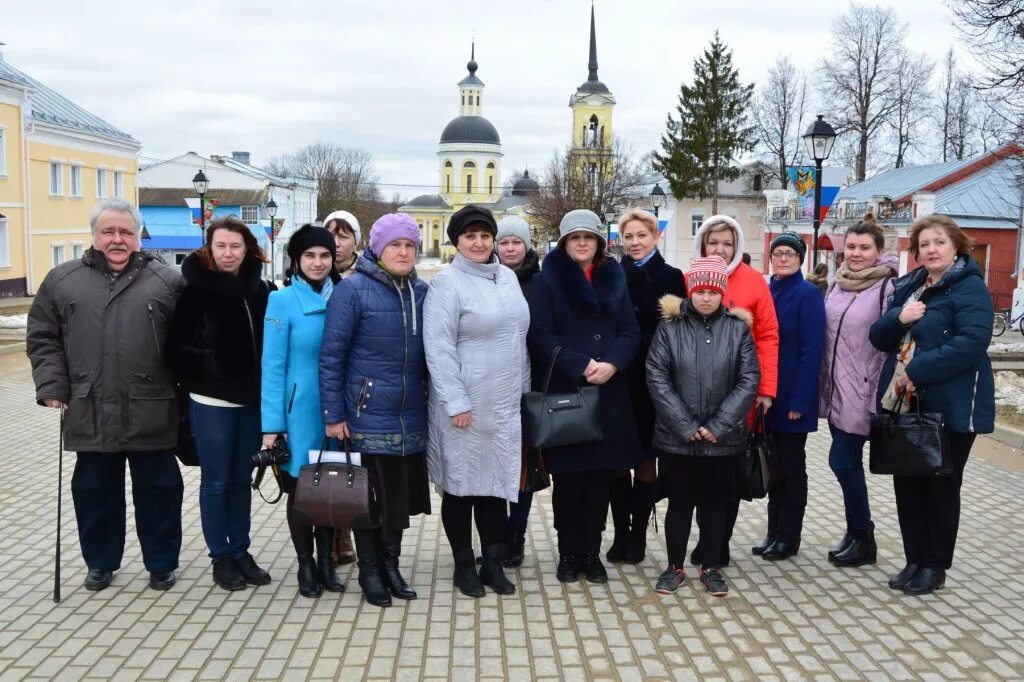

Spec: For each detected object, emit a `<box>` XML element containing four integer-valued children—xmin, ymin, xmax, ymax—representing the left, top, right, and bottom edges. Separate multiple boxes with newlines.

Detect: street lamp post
<box><xmin>603</xmin><ymin>207</ymin><xmax>616</xmax><ymax>246</ymax></box>
<box><xmin>266</xmin><ymin>198</ymin><xmax>279</xmax><ymax>281</ymax></box>
<box><xmin>650</xmin><ymin>183</ymin><xmax>666</xmax><ymax>218</ymax></box>
<box><xmin>802</xmin><ymin>114</ymin><xmax>837</xmax><ymax>267</ymax></box>
<box><xmin>192</xmin><ymin>170</ymin><xmax>209</xmax><ymax>232</ymax></box>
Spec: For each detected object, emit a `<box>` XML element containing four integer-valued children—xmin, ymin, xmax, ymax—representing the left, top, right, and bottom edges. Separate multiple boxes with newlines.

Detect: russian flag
<box><xmin>185</xmin><ymin>198</ymin><xmax>202</xmax><ymax>225</ymax></box>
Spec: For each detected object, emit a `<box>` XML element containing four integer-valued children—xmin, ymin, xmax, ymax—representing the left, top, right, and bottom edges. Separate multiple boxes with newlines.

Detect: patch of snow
<box><xmin>0</xmin><ymin>314</ymin><xmax>27</xmax><ymax>329</ymax></box>
<box><xmin>989</xmin><ymin>343</ymin><xmax>1024</xmax><ymax>353</ymax></box>
<box><xmin>995</xmin><ymin>372</ymin><xmax>1024</xmax><ymax>413</ymax></box>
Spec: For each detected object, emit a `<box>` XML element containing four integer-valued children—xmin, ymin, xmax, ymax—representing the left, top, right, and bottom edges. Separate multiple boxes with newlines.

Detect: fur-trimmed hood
<box><xmin>691</xmin><ymin>215</ymin><xmax>746</xmax><ymax>275</ymax></box>
<box><xmin>540</xmin><ymin>246</ymin><xmax>626</xmax><ymax>314</ymax></box>
<box><xmin>659</xmin><ymin>294</ymin><xmax>752</xmax><ymax>327</ymax></box>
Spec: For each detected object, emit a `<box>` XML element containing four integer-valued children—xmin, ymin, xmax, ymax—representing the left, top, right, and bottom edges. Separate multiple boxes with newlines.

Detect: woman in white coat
<box><xmin>424</xmin><ymin>205</ymin><xmax>530</xmax><ymax>599</ymax></box>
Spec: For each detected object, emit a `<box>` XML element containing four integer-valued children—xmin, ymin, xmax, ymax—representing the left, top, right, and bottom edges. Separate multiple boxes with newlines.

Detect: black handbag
<box><xmin>174</xmin><ymin>388</ymin><xmax>199</xmax><ymax>467</ymax></box>
<box><xmin>869</xmin><ymin>393</ymin><xmax>952</xmax><ymax>476</ymax></box>
<box><xmin>521</xmin><ymin>346</ymin><xmax>602</xmax><ymax>450</ymax></box>
<box><xmin>739</xmin><ymin>406</ymin><xmax>775</xmax><ymax>501</ymax></box>
<box><xmin>521</xmin><ymin>448</ymin><xmax>550</xmax><ymax>494</ymax></box>
<box><xmin>294</xmin><ymin>438</ymin><xmax>382</xmax><ymax>529</ymax></box>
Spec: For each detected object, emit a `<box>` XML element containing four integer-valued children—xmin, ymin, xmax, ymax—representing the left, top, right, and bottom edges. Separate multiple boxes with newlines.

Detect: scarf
<box><xmin>834</xmin><ymin>262</ymin><xmax>894</xmax><ymax>292</ymax></box>
<box><xmin>336</xmin><ymin>254</ymin><xmax>357</xmax><ymax>277</ymax></box>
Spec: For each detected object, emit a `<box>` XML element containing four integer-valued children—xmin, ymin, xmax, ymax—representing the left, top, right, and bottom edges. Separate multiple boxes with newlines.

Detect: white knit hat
<box><xmin>495</xmin><ymin>216</ymin><xmax>532</xmax><ymax>246</ymax></box>
<box><xmin>321</xmin><ymin>210</ymin><xmax>361</xmax><ymax>243</ymax></box>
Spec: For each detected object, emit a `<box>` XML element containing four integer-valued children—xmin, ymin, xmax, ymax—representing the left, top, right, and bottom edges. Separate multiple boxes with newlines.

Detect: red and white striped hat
<box><xmin>685</xmin><ymin>255</ymin><xmax>729</xmax><ymax>296</ymax></box>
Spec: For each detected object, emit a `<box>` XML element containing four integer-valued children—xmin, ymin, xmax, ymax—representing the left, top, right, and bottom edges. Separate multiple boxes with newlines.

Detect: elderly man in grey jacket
<box><xmin>27</xmin><ymin>198</ymin><xmax>186</xmax><ymax>592</ymax></box>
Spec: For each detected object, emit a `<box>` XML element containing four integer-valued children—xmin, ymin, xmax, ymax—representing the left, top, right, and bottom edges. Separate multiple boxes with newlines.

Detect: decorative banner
<box><xmin>266</xmin><ymin>218</ymin><xmax>284</xmax><ymax>240</ymax></box>
<box><xmin>185</xmin><ymin>198</ymin><xmax>218</xmax><ymax>225</ymax></box>
<box><xmin>786</xmin><ymin>167</ymin><xmax>848</xmax><ymax>221</ymax></box>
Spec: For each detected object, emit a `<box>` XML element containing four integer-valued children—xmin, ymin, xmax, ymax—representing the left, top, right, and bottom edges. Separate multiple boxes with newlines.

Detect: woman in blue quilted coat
<box><xmin>262</xmin><ymin>225</ymin><xmax>343</xmax><ymax>599</ymax></box>
<box><xmin>319</xmin><ymin>214</ymin><xmax>430</xmax><ymax>609</ymax></box>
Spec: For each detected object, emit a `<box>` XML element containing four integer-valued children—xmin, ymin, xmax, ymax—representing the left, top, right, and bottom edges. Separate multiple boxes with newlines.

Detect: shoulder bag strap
<box><xmin>879</xmin><ymin>276</ymin><xmax>892</xmax><ymax>315</ymax></box>
<box><xmin>542</xmin><ymin>346</ymin><xmax>562</xmax><ymax>396</ymax></box>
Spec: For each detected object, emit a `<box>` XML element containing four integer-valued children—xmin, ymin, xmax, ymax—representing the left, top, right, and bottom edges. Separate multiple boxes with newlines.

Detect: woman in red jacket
<box><xmin>689</xmin><ymin>215</ymin><xmax>779</xmax><ymax>566</ymax></box>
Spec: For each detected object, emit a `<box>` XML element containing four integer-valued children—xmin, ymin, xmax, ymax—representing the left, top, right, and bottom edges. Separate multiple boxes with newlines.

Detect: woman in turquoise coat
<box><xmin>261</xmin><ymin>225</ymin><xmax>343</xmax><ymax>598</ymax></box>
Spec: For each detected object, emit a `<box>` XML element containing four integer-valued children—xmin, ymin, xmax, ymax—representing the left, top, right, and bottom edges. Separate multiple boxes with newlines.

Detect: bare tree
<box><xmin>938</xmin><ymin>48</ymin><xmax>957</xmax><ymax>161</ymax></box>
<box><xmin>977</xmin><ymin>94</ymin><xmax>1017</xmax><ymax>151</ymax></box>
<box><xmin>950</xmin><ymin>0</ymin><xmax>1024</xmax><ymax>125</ymax></box>
<box><xmin>890</xmin><ymin>48</ymin><xmax>934</xmax><ymax>168</ymax></box>
<box><xmin>528</xmin><ymin>139</ymin><xmax>648</xmax><ymax>244</ymax></box>
<box><xmin>753</xmin><ymin>55</ymin><xmax>809</xmax><ymax>189</ymax></box>
<box><xmin>265</xmin><ymin>142</ymin><xmax>383</xmax><ymax>231</ymax></box>
<box><xmin>948</xmin><ymin>76</ymin><xmax>977</xmax><ymax>160</ymax></box>
<box><xmin>819</xmin><ymin>4</ymin><xmax>905</xmax><ymax>181</ymax></box>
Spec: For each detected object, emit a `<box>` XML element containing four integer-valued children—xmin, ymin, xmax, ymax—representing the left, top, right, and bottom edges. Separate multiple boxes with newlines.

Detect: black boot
<box><xmin>479</xmin><ymin>544</ymin><xmax>516</xmax><ymax>594</ymax></box>
<box><xmin>212</xmin><ymin>556</ymin><xmax>247</xmax><ymax>592</ymax></box>
<box><xmin>888</xmin><ymin>563</ymin><xmax>920</xmax><ymax>590</ymax></box>
<box><xmin>902</xmin><ymin>567</ymin><xmax>945</xmax><ymax>596</ymax></box>
<box><xmin>625</xmin><ymin>481</ymin><xmax>656</xmax><ymax>564</ymax></box>
<box><xmin>502</xmin><ymin>526</ymin><xmax>526</xmax><ymax>568</ymax></box>
<box><xmin>606</xmin><ymin>476</ymin><xmax>632</xmax><ymax>563</ymax></box>
<box><xmin>832</xmin><ymin>530</ymin><xmax>876</xmax><ymax>567</ymax></box>
<box><xmin>287</xmin><ymin>496</ymin><xmax>320</xmax><ymax>598</ymax></box>
<box><xmin>828</xmin><ymin>530</ymin><xmax>853</xmax><ymax>561</ymax></box>
<box><xmin>380</xmin><ymin>530</ymin><xmax>416</xmax><ymax>600</ymax></box>
<box><xmin>453</xmin><ymin>548</ymin><xmax>485</xmax><ymax>598</ymax></box>
<box><xmin>556</xmin><ymin>554</ymin><xmax>580</xmax><ymax>582</ymax></box>
<box><xmin>314</xmin><ymin>527</ymin><xmax>345</xmax><ymax>593</ymax></box>
<box><xmin>761</xmin><ymin>539</ymin><xmax>800</xmax><ymax>561</ymax></box>
<box><xmin>353</xmin><ymin>531</ymin><xmax>391</xmax><ymax>607</ymax></box>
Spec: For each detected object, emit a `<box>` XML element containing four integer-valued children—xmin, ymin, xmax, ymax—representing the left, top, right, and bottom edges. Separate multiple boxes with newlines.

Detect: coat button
<box><xmin>706</xmin><ymin>338</ymin><xmax>711</xmax><ymax>344</ymax></box>
<box><xmin>594</xmin><ymin>334</ymin><xmax>601</xmax><ymax>341</ymax></box>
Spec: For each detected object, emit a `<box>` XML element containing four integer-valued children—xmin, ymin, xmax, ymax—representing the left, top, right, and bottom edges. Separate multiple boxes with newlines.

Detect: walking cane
<box><xmin>54</xmin><ymin>411</ymin><xmax>63</xmax><ymax>603</ymax></box>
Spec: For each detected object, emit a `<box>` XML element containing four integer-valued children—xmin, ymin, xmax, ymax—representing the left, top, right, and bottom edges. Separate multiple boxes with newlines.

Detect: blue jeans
<box><xmin>189</xmin><ymin>400</ymin><xmax>261</xmax><ymax>561</ymax></box>
<box><xmin>828</xmin><ymin>424</ymin><xmax>873</xmax><ymax>532</ymax></box>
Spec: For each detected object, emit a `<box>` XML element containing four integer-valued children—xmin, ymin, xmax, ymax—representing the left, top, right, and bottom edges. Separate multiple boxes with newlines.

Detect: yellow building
<box><xmin>400</xmin><ymin>44</ymin><xmax>532</xmax><ymax>258</ymax></box>
<box><xmin>568</xmin><ymin>5</ymin><xmax>616</xmax><ymax>186</ymax></box>
<box><xmin>0</xmin><ymin>54</ymin><xmax>139</xmax><ymax>296</ymax></box>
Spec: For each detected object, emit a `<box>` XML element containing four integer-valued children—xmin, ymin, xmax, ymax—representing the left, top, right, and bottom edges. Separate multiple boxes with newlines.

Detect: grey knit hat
<box><xmin>495</xmin><ymin>216</ymin><xmax>532</xmax><ymax>246</ymax></box>
<box><xmin>769</xmin><ymin>232</ymin><xmax>807</xmax><ymax>264</ymax></box>
<box><xmin>558</xmin><ymin>209</ymin><xmax>606</xmax><ymax>246</ymax></box>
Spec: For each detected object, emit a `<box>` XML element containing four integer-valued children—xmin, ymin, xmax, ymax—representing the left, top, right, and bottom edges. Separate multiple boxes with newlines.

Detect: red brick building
<box><xmin>763</xmin><ymin>144</ymin><xmax>1024</xmax><ymax>310</ymax></box>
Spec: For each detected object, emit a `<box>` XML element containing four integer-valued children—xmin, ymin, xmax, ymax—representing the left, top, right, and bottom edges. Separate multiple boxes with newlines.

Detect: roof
<box><xmin>0</xmin><ymin>60</ymin><xmax>137</xmax><ymax>143</ymax></box>
<box><xmin>141</xmin><ymin>218</ymin><xmax>269</xmax><ymax>251</ymax></box>
<box><xmin>402</xmin><ymin>194</ymin><xmax>449</xmax><ymax>209</ymax></box>
<box><xmin>512</xmin><ymin>172</ymin><xmax>540</xmax><ymax>196</ymax></box>
<box><xmin>936</xmin><ymin>156</ymin><xmax>1022</xmax><ymax>220</ymax></box>
<box><xmin>140</xmin><ymin>187</ymin><xmax>269</xmax><ymax>207</ymax></box>
<box><xmin>440</xmin><ymin>115</ymin><xmax>501</xmax><ymax>145</ymax></box>
<box><xmin>836</xmin><ymin>157</ymin><xmax>979</xmax><ymax>202</ymax></box>
<box><xmin>400</xmin><ymin>194</ymin><xmax>530</xmax><ymax>212</ymax></box>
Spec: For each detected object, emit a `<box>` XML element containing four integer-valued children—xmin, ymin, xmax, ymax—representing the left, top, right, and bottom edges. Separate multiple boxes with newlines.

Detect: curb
<box><xmin>990</xmin><ymin>423</ymin><xmax>1024</xmax><ymax>449</ymax></box>
<box><xmin>0</xmin><ymin>342</ymin><xmax>25</xmax><ymax>357</ymax></box>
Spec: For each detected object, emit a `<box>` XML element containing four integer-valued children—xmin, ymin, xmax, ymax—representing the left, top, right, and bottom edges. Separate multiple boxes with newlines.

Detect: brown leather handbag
<box><xmin>294</xmin><ymin>438</ymin><xmax>381</xmax><ymax>530</ymax></box>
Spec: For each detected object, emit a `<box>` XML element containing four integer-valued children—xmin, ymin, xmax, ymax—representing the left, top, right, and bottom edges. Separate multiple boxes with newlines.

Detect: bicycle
<box><xmin>992</xmin><ymin>308</ymin><xmax>1024</xmax><ymax>336</ymax></box>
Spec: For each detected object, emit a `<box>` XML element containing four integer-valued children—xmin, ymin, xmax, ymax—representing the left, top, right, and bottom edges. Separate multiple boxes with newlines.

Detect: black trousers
<box><xmin>441</xmin><ymin>493</ymin><xmax>506</xmax><ymax>554</ymax></box>
<box><xmin>551</xmin><ymin>469</ymin><xmax>612</xmax><ymax>556</ymax></box>
<box><xmin>71</xmin><ymin>451</ymin><xmax>184</xmax><ymax>573</ymax></box>
<box><xmin>766</xmin><ymin>433</ymin><xmax>808</xmax><ymax>544</ymax></box>
<box><xmin>893</xmin><ymin>432</ymin><xmax>974</xmax><ymax>569</ymax></box>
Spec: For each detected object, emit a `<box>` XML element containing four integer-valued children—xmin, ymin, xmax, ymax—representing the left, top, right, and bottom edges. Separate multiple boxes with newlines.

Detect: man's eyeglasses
<box><xmin>771</xmin><ymin>250</ymin><xmax>799</xmax><ymax>261</ymax></box>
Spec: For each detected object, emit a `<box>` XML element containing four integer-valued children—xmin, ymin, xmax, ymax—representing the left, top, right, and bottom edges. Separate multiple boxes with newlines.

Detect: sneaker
<box><xmin>654</xmin><ymin>565</ymin><xmax>686</xmax><ymax>594</ymax></box>
<box><xmin>700</xmin><ymin>568</ymin><xmax>728</xmax><ymax>597</ymax></box>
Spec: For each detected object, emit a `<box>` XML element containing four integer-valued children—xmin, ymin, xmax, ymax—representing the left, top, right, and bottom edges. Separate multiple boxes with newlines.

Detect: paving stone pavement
<box><xmin>2</xmin><ymin>352</ymin><xmax>1024</xmax><ymax>681</ymax></box>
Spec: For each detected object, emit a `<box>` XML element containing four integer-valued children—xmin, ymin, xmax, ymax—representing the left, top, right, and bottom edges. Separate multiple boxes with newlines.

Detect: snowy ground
<box><xmin>0</xmin><ymin>314</ymin><xmax>26</xmax><ymax>330</ymax></box>
<box><xmin>995</xmin><ymin>372</ymin><xmax>1024</xmax><ymax>414</ymax></box>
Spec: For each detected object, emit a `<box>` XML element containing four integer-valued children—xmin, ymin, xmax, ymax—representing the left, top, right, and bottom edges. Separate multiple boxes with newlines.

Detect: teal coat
<box><xmin>262</xmin><ymin>277</ymin><xmax>330</xmax><ymax>478</ymax></box>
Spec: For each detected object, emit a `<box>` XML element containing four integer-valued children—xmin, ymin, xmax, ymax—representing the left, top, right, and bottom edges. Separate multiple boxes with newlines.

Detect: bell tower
<box><xmin>569</xmin><ymin>5</ymin><xmax>616</xmax><ymax>187</ymax></box>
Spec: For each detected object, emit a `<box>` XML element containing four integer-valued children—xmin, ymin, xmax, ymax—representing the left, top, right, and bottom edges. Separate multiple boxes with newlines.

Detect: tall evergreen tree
<box><xmin>654</xmin><ymin>32</ymin><xmax>755</xmax><ymax>214</ymax></box>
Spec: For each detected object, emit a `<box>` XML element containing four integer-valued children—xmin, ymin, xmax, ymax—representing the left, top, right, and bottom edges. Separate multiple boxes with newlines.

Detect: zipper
<box><xmin>827</xmin><ymin>294</ymin><xmax>859</xmax><ymax>420</ymax></box>
<box><xmin>356</xmin><ymin>378</ymin><xmax>369</xmax><ymax>418</ymax></box>
<box><xmin>968</xmin><ymin>371</ymin><xmax>979</xmax><ymax>433</ymax></box>
<box><xmin>129</xmin><ymin>372</ymin><xmax>153</xmax><ymax>381</ymax></box>
<box><xmin>243</xmin><ymin>298</ymin><xmax>257</xmax><ymax>359</ymax></box>
<box><xmin>66</xmin><ymin>299</ymin><xmax>77</xmax><ymax>361</ymax></box>
<box><xmin>393</xmin><ymin>279</ymin><xmax>409</xmax><ymax>456</ymax></box>
<box><xmin>287</xmin><ymin>384</ymin><xmax>297</xmax><ymax>414</ymax></box>
<box><xmin>146</xmin><ymin>300</ymin><xmax>162</xmax><ymax>356</ymax></box>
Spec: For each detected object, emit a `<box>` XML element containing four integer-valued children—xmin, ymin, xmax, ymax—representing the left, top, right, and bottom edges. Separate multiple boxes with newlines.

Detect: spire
<box><xmin>587</xmin><ymin>4</ymin><xmax>599</xmax><ymax>83</ymax></box>
<box><xmin>467</xmin><ymin>38</ymin><xmax>477</xmax><ymax>76</ymax></box>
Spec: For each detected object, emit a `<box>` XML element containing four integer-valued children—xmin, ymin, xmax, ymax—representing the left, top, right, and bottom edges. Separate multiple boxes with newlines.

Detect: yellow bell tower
<box><xmin>569</xmin><ymin>5</ymin><xmax>616</xmax><ymax>182</ymax></box>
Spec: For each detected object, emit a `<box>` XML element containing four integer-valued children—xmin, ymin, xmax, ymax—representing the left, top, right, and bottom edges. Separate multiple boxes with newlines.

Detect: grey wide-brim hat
<box><xmin>558</xmin><ymin>209</ymin><xmax>606</xmax><ymax>246</ymax></box>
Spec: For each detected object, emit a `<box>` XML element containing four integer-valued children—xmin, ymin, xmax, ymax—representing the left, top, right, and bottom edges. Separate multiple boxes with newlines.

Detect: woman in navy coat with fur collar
<box><xmin>527</xmin><ymin>210</ymin><xmax>641</xmax><ymax>586</ymax></box>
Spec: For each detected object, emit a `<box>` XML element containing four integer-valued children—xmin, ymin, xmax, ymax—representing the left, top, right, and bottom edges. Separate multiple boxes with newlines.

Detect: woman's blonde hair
<box><xmin>617</xmin><ymin>209</ymin><xmax>659</xmax><ymax>237</ymax></box>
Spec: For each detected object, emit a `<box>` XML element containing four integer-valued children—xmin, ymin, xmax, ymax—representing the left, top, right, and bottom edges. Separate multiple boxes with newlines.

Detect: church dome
<box><xmin>440</xmin><ymin>116</ymin><xmax>501</xmax><ymax>145</ymax></box>
<box><xmin>512</xmin><ymin>171</ymin><xmax>540</xmax><ymax>196</ymax></box>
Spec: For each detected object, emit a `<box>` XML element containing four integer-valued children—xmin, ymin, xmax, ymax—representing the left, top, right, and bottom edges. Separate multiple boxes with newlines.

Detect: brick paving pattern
<box><xmin>1</xmin><ymin>353</ymin><xmax>1023</xmax><ymax>681</ymax></box>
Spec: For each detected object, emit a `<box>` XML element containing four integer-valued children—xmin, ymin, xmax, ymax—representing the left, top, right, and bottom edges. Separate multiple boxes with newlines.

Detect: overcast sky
<box><xmin>2</xmin><ymin>1</ymin><xmax>967</xmax><ymax>201</ymax></box>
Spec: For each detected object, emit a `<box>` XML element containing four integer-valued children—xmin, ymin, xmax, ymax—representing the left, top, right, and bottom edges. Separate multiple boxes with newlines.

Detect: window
<box><xmin>488</xmin><ymin>176</ymin><xmax>493</xmax><ymax>194</ymax></box>
<box><xmin>72</xmin><ymin>243</ymin><xmax>84</xmax><ymax>260</ymax></box>
<box><xmin>51</xmin><ymin>244</ymin><xmax>66</xmax><ymax>267</ymax></box>
<box><xmin>446</xmin><ymin>176</ymin><xmax>451</xmax><ymax>193</ymax></box>
<box><xmin>114</xmin><ymin>171</ymin><xmax>124</xmax><ymax>198</ymax></box>
<box><xmin>175</xmin><ymin>253</ymin><xmax>187</xmax><ymax>265</ymax></box>
<box><xmin>0</xmin><ymin>219</ymin><xmax>9</xmax><ymax>267</ymax></box>
<box><xmin>0</xmin><ymin>128</ymin><xmax>6</xmax><ymax>175</ymax></box>
<box><xmin>691</xmin><ymin>213</ymin><xmax>704</xmax><ymax>236</ymax></box>
<box><xmin>475</xmin><ymin>95</ymin><xmax>480</xmax><ymax>106</ymax></box>
<box><xmin>461</xmin><ymin>95</ymin><xmax>465</xmax><ymax>105</ymax></box>
<box><xmin>70</xmin><ymin>165</ymin><xmax>83</xmax><ymax>197</ymax></box>
<box><xmin>241</xmin><ymin>205</ymin><xmax>259</xmax><ymax>224</ymax></box>
<box><xmin>486</xmin><ymin>162</ymin><xmax>495</xmax><ymax>169</ymax></box>
<box><xmin>49</xmin><ymin>162</ymin><xmax>63</xmax><ymax>195</ymax></box>
<box><xmin>96</xmin><ymin>168</ymin><xmax>108</xmax><ymax>198</ymax></box>
<box><xmin>466</xmin><ymin>176</ymin><xmax>473</xmax><ymax>194</ymax></box>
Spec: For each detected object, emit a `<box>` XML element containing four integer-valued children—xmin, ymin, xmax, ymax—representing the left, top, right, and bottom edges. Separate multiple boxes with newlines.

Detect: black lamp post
<box><xmin>266</xmin><ymin>198</ymin><xmax>279</xmax><ymax>280</ymax></box>
<box><xmin>603</xmin><ymin>207</ymin><xmax>616</xmax><ymax>245</ymax></box>
<box><xmin>192</xmin><ymin>170</ymin><xmax>209</xmax><ymax>231</ymax></box>
<box><xmin>650</xmin><ymin>183</ymin><xmax>666</xmax><ymax>218</ymax></box>
<box><xmin>802</xmin><ymin>114</ymin><xmax>837</xmax><ymax>267</ymax></box>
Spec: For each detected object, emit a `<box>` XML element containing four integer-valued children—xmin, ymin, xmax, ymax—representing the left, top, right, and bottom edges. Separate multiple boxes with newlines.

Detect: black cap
<box><xmin>287</xmin><ymin>224</ymin><xmax>337</xmax><ymax>262</ymax></box>
<box><xmin>447</xmin><ymin>205</ymin><xmax>497</xmax><ymax>246</ymax></box>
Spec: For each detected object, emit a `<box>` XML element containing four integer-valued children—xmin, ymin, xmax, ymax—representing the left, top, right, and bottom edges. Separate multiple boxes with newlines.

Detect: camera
<box><xmin>252</xmin><ymin>438</ymin><xmax>291</xmax><ymax>468</ymax></box>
